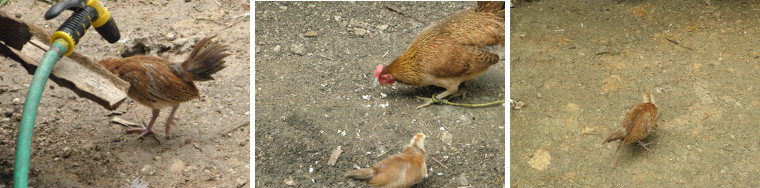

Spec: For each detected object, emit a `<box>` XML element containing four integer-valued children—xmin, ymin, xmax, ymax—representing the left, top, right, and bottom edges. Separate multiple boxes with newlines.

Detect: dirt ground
<box><xmin>511</xmin><ymin>0</ymin><xmax>760</xmax><ymax>187</ymax></box>
<box><xmin>0</xmin><ymin>0</ymin><xmax>250</xmax><ymax>187</ymax></box>
<box><xmin>254</xmin><ymin>1</ymin><xmax>505</xmax><ymax>188</ymax></box>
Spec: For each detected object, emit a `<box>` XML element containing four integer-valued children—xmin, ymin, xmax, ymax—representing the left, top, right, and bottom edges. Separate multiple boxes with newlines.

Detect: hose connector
<box><xmin>44</xmin><ymin>0</ymin><xmax>120</xmax><ymax>56</ymax></box>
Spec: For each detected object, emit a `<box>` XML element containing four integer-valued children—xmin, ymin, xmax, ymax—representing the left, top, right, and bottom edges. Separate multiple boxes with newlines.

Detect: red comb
<box><xmin>374</xmin><ymin>64</ymin><xmax>384</xmax><ymax>77</ymax></box>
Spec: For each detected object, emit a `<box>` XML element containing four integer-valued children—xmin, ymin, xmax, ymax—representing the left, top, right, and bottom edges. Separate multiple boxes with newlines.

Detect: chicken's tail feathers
<box><xmin>476</xmin><ymin>1</ymin><xmax>505</xmax><ymax>13</ymax></box>
<box><xmin>179</xmin><ymin>36</ymin><xmax>231</xmax><ymax>81</ymax></box>
<box><xmin>345</xmin><ymin>168</ymin><xmax>375</xmax><ymax>181</ymax></box>
<box><xmin>603</xmin><ymin>128</ymin><xmax>627</xmax><ymax>144</ymax></box>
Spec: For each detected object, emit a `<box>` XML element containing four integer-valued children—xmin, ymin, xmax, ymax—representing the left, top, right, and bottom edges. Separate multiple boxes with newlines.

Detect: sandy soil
<box><xmin>254</xmin><ymin>1</ymin><xmax>505</xmax><ymax>187</ymax></box>
<box><xmin>0</xmin><ymin>0</ymin><xmax>250</xmax><ymax>187</ymax></box>
<box><xmin>511</xmin><ymin>0</ymin><xmax>760</xmax><ymax>187</ymax></box>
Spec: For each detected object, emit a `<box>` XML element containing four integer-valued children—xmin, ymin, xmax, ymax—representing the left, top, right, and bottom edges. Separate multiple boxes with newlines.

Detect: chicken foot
<box><xmin>637</xmin><ymin>140</ymin><xmax>653</xmax><ymax>153</ymax></box>
<box><xmin>126</xmin><ymin>105</ymin><xmax>182</xmax><ymax>139</ymax></box>
<box><xmin>415</xmin><ymin>89</ymin><xmax>466</xmax><ymax>109</ymax></box>
<box><xmin>609</xmin><ymin>140</ymin><xmax>653</xmax><ymax>168</ymax></box>
<box><xmin>127</xmin><ymin>109</ymin><xmax>160</xmax><ymax>139</ymax></box>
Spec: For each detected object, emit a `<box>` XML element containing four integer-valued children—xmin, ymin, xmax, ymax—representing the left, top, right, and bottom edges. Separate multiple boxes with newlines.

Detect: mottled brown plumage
<box><xmin>99</xmin><ymin>36</ymin><xmax>230</xmax><ymax>139</ymax></box>
<box><xmin>603</xmin><ymin>93</ymin><xmax>658</xmax><ymax>168</ymax></box>
<box><xmin>375</xmin><ymin>1</ymin><xmax>505</xmax><ymax>109</ymax></box>
<box><xmin>345</xmin><ymin>133</ymin><xmax>427</xmax><ymax>188</ymax></box>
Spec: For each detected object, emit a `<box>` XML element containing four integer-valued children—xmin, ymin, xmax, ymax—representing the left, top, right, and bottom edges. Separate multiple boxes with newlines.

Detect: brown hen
<box><xmin>99</xmin><ymin>36</ymin><xmax>230</xmax><ymax>139</ymax></box>
<box><xmin>603</xmin><ymin>93</ymin><xmax>658</xmax><ymax>168</ymax></box>
<box><xmin>345</xmin><ymin>133</ymin><xmax>427</xmax><ymax>188</ymax></box>
<box><xmin>375</xmin><ymin>1</ymin><xmax>505</xmax><ymax>109</ymax></box>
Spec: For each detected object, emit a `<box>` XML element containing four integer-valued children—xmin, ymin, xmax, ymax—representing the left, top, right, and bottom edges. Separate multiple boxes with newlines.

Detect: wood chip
<box><xmin>328</xmin><ymin>146</ymin><xmax>343</xmax><ymax>166</ymax></box>
<box><xmin>304</xmin><ymin>30</ymin><xmax>318</xmax><ymax>37</ymax></box>
<box><xmin>111</xmin><ymin>117</ymin><xmax>139</xmax><ymax>127</ymax></box>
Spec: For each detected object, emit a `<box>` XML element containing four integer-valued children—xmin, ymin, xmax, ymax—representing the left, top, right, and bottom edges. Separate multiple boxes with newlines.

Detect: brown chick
<box><xmin>345</xmin><ymin>133</ymin><xmax>427</xmax><ymax>188</ymax></box>
<box><xmin>99</xmin><ymin>36</ymin><xmax>230</xmax><ymax>139</ymax></box>
<box><xmin>375</xmin><ymin>1</ymin><xmax>505</xmax><ymax>109</ymax></box>
<box><xmin>603</xmin><ymin>93</ymin><xmax>658</xmax><ymax>168</ymax></box>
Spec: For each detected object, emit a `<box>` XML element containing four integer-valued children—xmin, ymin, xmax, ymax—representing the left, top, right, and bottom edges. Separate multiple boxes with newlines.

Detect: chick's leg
<box><xmin>164</xmin><ymin>105</ymin><xmax>180</xmax><ymax>135</ymax></box>
<box><xmin>127</xmin><ymin>109</ymin><xmax>160</xmax><ymax>139</ymax></box>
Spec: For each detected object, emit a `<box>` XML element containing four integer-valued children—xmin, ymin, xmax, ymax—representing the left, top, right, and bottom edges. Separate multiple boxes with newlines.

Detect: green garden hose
<box><xmin>13</xmin><ymin>39</ymin><xmax>67</xmax><ymax>188</ymax></box>
<box><xmin>13</xmin><ymin>0</ymin><xmax>120</xmax><ymax>186</ymax></box>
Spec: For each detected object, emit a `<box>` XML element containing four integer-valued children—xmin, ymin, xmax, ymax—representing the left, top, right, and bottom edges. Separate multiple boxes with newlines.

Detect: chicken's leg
<box><xmin>164</xmin><ymin>105</ymin><xmax>180</xmax><ymax>135</ymax></box>
<box><xmin>415</xmin><ymin>88</ymin><xmax>460</xmax><ymax>109</ymax></box>
<box><xmin>609</xmin><ymin>141</ymin><xmax>623</xmax><ymax>168</ymax></box>
<box><xmin>636</xmin><ymin>141</ymin><xmax>653</xmax><ymax>153</ymax></box>
<box><xmin>127</xmin><ymin>109</ymin><xmax>160</xmax><ymax>139</ymax></box>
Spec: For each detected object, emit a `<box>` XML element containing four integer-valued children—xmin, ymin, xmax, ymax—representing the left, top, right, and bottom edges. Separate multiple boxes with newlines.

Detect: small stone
<box><xmin>62</xmin><ymin>147</ymin><xmax>72</xmax><ymax>158</ymax></box>
<box><xmin>376</xmin><ymin>24</ymin><xmax>389</xmax><ymax>31</ymax></box>
<box><xmin>283</xmin><ymin>177</ymin><xmax>296</xmax><ymax>186</ymax></box>
<box><xmin>15</xmin><ymin>13</ymin><xmax>22</xmax><ymax>18</ymax></box>
<box><xmin>511</xmin><ymin>100</ymin><xmax>526</xmax><ymax>110</ymax></box>
<box><xmin>172</xmin><ymin>38</ymin><xmax>190</xmax><ymax>47</ymax></box>
<box><xmin>334</xmin><ymin>16</ymin><xmax>341</xmax><ymax>22</ymax></box>
<box><xmin>153</xmin><ymin>156</ymin><xmax>161</xmax><ymax>161</ymax></box>
<box><xmin>12</xmin><ymin>98</ymin><xmax>22</xmax><ymax>105</ymax></box>
<box><xmin>458</xmin><ymin>115</ymin><xmax>472</xmax><ymax>125</ymax></box>
<box><xmin>273</xmin><ymin>45</ymin><xmax>281</xmax><ymax>53</ymax></box>
<box><xmin>456</xmin><ymin>173</ymin><xmax>469</xmax><ymax>186</ymax></box>
<box><xmin>141</xmin><ymin>165</ymin><xmax>152</xmax><ymax>173</ymax></box>
<box><xmin>354</xmin><ymin>27</ymin><xmax>366</xmax><ymax>36</ymax></box>
<box><xmin>169</xmin><ymin>160</ymin><xmax>186</xmax><ymax>173</ymax></box>
<box><xmin>340</xmin><ymin>21</ymin><xmax>348</xmax><ymax>28</ymax></box>
<box><xmin>279</xmin><ymin>6</ymin><xmax>288</xmax><ymax>10</ymax></box>
<box><xmin>290</xmin><ymin>44</ymin><xmax>306</xmax><ymax>55</ymax></box>
<box><xmin>304</xmin><ymin>31</ymin><xmax>318</xmax><ymax>37</ymax></box>
<box><xmin>440</xmin><ymin>132</ymin><xmax>453</xmax><ymax>145</ymax></box>
<box><xmin>166</xmin><ymin>33</ymin><xmax>175</xmax><ymax>40</ymax></box>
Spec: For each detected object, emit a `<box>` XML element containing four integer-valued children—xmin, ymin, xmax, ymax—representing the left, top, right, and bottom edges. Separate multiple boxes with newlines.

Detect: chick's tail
<box><xmin>178</xmin><ymin>36</ymin><xmax>231</xmax><ymax>81</ymax></box>
<box><xmin>345</xmin><ymin>168</ymin><xmax>376</xmax><ymax>181</ymax></box>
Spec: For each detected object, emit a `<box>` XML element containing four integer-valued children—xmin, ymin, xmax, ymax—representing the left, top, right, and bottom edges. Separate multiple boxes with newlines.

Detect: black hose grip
<box><xmin>94</xmin><ymin>17</ymin><xmax>120</xmax><ymax>43</ymax></box>
<box><xmin>59</xmin><ymin>8</ymin><xmax>93</xmax><ymax>45</ymax></box>
<box><xmin>43</xmin><ymin>0</ymin><xmax>86</xmax><ymax>20</ymax></box>
<box><xmin>49</xmin><ymin>7</ymin><xmax>95</xmax><ymax>56</ymax></box>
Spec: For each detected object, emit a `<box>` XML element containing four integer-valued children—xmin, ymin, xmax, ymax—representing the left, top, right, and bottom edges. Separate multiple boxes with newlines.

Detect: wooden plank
<box><xmin>0</xmin><ymin>10</ymin><xmax>129</xmax><ymax>110</ymax></box>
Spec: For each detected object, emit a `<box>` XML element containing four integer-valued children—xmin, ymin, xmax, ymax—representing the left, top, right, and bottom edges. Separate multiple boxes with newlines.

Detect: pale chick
<box><xmin>345</xmin><ymin>133</ymin><xmax>427</xmax><ymax>188</ymax></box>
